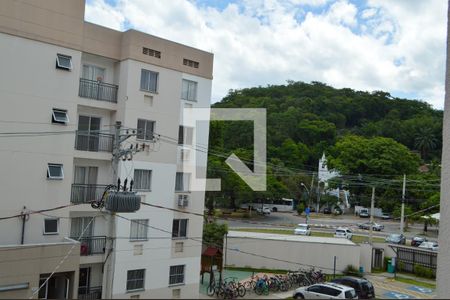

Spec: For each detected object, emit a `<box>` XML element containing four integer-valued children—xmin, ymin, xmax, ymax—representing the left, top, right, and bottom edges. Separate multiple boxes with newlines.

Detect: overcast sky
<box><xmin>85</xmin><ymin>0</ymin><xmax>448</xmax><ymax>108</ymax></box>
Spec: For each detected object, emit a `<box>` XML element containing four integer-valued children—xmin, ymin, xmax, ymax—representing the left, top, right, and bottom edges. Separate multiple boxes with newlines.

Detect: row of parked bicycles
<box><xmin>207</xmin><ymin>267</ymin><xmax>326</xmax><ymax>299</ymax></box>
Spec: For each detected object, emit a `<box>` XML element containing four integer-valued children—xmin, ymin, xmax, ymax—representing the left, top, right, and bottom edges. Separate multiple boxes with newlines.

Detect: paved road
<box><xmin>220</xmin><ymin>212</ymin><xmax>438</xmax><ymax>241</ymax></box>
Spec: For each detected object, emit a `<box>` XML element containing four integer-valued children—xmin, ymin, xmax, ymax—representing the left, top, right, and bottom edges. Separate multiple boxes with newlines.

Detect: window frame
<box><xmin>43</xmin><ymin>218</ymin><xmax>59</xmax><ymax>235</ymax></box>
<box><xmin>181</xmin><ymin>79</ymin><xmax>198</xmax><ymax>102</ymax></box>
<box><xmin>172</xmin><ymin>219</ymin><xmax>188</xmax><ymax>239</ymax></box>
<box><xmin>133</xmin><ymin>169</ymin><xmax>152</xmax><ymax>191</ymax></box>
<box><xmin>129</xmin><ymin>219</ymin><xmax>149</xmax><ymax>241</ymax></box>
<box><xmin>126</xmin><ymin>269</ymin><xmax>145</xmax><ymax>292</ymax></box>
<box><xmin>56</xmin><ymin>54</ymin><xmax>73</xmax><ymax>70</ymax></box>
<box><xmin>169</xmin><ymin>265</ymin><xmax>185</xmax><ymax>286</ymax></box>
<box><xmin>52</xmin><ymin>108</ymin><xmax>69</xmax><ymax>125</ymax></box>
<box><xmin>47</xmin><ymin>163</ymin><xmax>64</xmax><ymax>180</ymax></box>
<box><xmin>137</xmin><ymin>119</ymin><xmax>156</xmax><ymax>142</ymax></box>
<box><xmin>140</xmin><ymin>69</ymin><xmax>159</xmax><ymax>93</ymax></box>
<box><xmin>178</xmin><ymin>126</ymin><xmax>193</xmax><ymax>145</ymax></box>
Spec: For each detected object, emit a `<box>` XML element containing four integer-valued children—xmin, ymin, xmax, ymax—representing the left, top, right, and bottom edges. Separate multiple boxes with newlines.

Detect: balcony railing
<box><xmin>71</xmin><ymin>183</ymin><xmax>110</xmax><ymax>204</ymax></box>
<box><xmin>73</xmin><ymin>236</ymin><xmax>106</xmax><ymax>256</ymax></box>
<box><xmin>75</xmin><ymin>131</ymin><xmax>114</xmax><ymax>153</ymax></box>
<box><xmin>78</xmin><ymin>286</ymin><xmax>102</xmax><ymax>300</ymax></box>
<box><xmin>79</xmin><ymin>78</ymin><xmax>118</xmax><ymax>103</ymax></box>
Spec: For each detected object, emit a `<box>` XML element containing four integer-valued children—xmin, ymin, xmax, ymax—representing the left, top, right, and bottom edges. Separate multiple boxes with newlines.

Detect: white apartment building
<box><xmin>0</xmin><ymin>0</ymin><xmax>213</xmax><ymax>299</ymax></box>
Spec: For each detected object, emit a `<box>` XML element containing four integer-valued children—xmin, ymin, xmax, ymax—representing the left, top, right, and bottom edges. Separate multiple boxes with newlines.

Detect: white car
<box><xmin>294</xmin><ymin>224</ymin><xmax>311</xmax><ymax>236</ymax></box>
<box><xmin>418</xmin><ymin>241</ymin><xmax>439</xmax><ymax>251</ymax></box>
<box><xmin>256</xmin><ymin>206</ymin><xmax>271</xmax><ymax>215</ymax></box>
<box><xmin>334</xmin><ymin>227</ymin><xmax>353</xmax><ymax>240</ymax></box>
<box><xmin>293</xmin><ymin>283</ymin><xmax>357</xmax><ymax>299</ymax></box>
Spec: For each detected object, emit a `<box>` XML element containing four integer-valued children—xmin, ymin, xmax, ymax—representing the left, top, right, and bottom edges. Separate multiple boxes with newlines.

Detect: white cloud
<box><xmin>85</xmin><ymin>0</ymin><xmax>447</xmax><ymax>108</ymax></box>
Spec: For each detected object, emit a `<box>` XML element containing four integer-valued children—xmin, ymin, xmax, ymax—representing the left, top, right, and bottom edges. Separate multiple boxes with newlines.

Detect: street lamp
<box><xmin>300</xmin><ymin>183</ymin><xmax>311</xmax><ymax>207</ymax></box>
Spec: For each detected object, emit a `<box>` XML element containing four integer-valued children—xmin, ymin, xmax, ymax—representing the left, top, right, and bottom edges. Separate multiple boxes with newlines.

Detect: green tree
<box><xmin>203</xmin><ymin>220</ymin><xmax>228</xmax><ymax>248</ymax></box>
<box><xmin>328</xmin><ymin>135</ymin><xmax>421</xmax><ymax>175</ymax></box>
<box><xmin>414</xmin><ymin>127</ymin><xmax>438</xmax><ymax>160</ymax></box>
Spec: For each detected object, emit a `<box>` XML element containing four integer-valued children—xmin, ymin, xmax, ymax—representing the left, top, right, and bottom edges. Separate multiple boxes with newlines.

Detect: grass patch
<box><xmin>233</xmin><ymin>228</ymin><xmax>385</xmax><ymax>244</ymax></box>
<box><xmin>395</xmin><ymin>276</ymin><xmax>436</xmax><ymax>289</ymax></box>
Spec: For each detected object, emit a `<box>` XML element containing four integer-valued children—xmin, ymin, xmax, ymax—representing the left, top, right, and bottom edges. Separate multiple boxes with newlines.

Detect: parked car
<box><xmin>331</xmin><ymin>276</ymin><xmax>375</xmax><ymax>299</ymax></box>
<box><xmin>323</xmin><ymin>207</ymin><xmax>332</xmax><ymax>214</ymax></box>
<box><xmin>293</xmin><ymin>283</ymin><xmax>357</xmax><ymax>299</ymax></box>
<box><xmin>411</xmin><ymin>236</ymin><xmax>427</xmax><ymax>247</ymax></box>
<box><xmin>256</xmin><ymin>206</ymin><xmax>271</xmax><ymax>215</ymax></box>
<box><xmin>334</xmin><ymin>207</ymin><xmax>343</xmax><ymax>215</ymax></box>
<box><xmin>359</xmin><ymin>208</ymin><xmax>370</xmax><ymax>218</ymax></box>
<box><xmin>385</xmin><ymin>233</ymin><xmax>406</xmax><ymax>245</ymax></box>
<box><xmin>334</xmin><ymin>227</ymin><xmax>353</xmax><ymax>240</ymax></box>
<box><xmin>294</xmin><ymin>223</ymin><xmax>311</xmax><ymax>236</ymax></box>
<box><xmin>418</xmin><ymin>241</ymin><xmax>439</xmax><ymax>251</ymax></box>
<box><xmin>358</xmin><ymin>222</ymin><xmax>384</xmax><ymax>231</ymax></box>
<box><xmin>381</xmin><ymin>213</ymin><xmax>391</xmax><ymax>220</ymax></box>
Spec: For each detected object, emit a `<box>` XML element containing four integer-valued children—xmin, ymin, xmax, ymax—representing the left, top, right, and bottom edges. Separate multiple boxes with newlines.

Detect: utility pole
<box><xmin>316</xmin><ymin>183</ymin><xmax>321</xmax><ymax>213</ymax></box>
<box><xmin>104</xmin><ymin>121</ymin><xmax>122</xmax><ymax>299</ymax></box>
<box><xmin>400</xmin><ymin>174</ymin><xmax>406</xmax><ymax>234</ymax></box>
<box><xmin>369</xmin><ymin>187</ymin><xmax>375</xmax><ymax>244</ymax></box>
<box><xmin>309</xmin><ymin>173</ymin><xmax>315</xmax><ymax>208</ymax></box>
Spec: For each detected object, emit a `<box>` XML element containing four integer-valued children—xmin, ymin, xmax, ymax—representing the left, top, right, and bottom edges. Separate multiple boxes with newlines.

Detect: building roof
<box><xmin>202</xmin><ymin>247</ymin><xmax>223</xmax><ymax>257</ymax></box>
<box><xmin>227</xmin><ymin>231</ymin><xmax>356</xmax><ymax>246</ymax></box>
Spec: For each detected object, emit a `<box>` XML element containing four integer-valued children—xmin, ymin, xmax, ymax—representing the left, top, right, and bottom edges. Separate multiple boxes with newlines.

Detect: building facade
<box><xmin>0</xmin><ymin>0</ymin><xmax>213</xmax><ymax>298</ymax></box>
<box><xmin>437</xmin><ymin>1</ymin><xmax>450</xmax><ymax>297</ymax></box>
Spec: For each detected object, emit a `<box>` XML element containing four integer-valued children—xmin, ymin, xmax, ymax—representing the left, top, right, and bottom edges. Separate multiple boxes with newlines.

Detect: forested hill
<box><xmin>211</xmin><ymin>81</ymin><xmax>443</xmax><ymax>169</ymax></box>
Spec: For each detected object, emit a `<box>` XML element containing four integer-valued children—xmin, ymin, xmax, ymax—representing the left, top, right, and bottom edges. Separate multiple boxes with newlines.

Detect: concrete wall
<box><xmin>0</xmin><ymin>240</ymin><xmax>80</xmax><ymax>299</ymax></box>
<box><xmin>225</xmin><ymin>235</ymin><xmax>361</xmax><ymax>273</ymax></box>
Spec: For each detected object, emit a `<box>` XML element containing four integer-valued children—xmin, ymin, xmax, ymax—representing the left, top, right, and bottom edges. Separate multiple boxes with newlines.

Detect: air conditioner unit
<box><xmin>177</xmin><ymin>194</ymin><xmax>189</xmax><ymax>207</ymax></box>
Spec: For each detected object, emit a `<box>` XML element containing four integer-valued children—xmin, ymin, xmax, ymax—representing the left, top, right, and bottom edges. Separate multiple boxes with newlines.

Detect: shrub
<box><xmin>343</xmin><ymin>265</ymin><xmax>362</xmax><ymax>277</ymax></box>
<box><xmin>297</xmin><ymin>203</ymin><xmax>305</xmax><ymax>215</ymax></box>
<box><xmin>414</xmin><ymin>264</ymin><xmax>435</xmax><ymax>279</ymax></box>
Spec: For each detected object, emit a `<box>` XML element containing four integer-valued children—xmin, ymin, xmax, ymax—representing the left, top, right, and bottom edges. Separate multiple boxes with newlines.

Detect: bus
<box><xmin>240</xmin><ymin>198</ymin><xmax>294</xmax><ymax>212</ymax></box>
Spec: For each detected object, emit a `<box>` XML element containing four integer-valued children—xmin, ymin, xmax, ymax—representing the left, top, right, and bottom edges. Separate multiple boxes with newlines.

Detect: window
<box><xmin>175</xmin><ymin>172</ymin><xmax>190</xmax><ymax>192</ymax></box>
<box><xmin>169</xmin><ymin>265</ymin><xmax>185</xmax><ymax>285</ymax></box>
<box><xmin>127</xmin><ymin>269</ymin><xmax>145</xmax><ymax>291</ymax></box>
<box><xmin>47</xmin><ymin>163</ymin><xmax>64</xmax><ymax>180</ymax></box>
<box><xmin>183</xmin><ymin>58</ymin><xmax>199</xmax><ymax>68</ymax></box>
<box><xmin>140</xmin><ymin>69</ymin><xmax>158</xmax><ymax>93</ymax></box>
<box><xmin>322</xmin><ymin>286</ymin><xmax>341</xmax><ymax>297</ymax></box>
<box><xmin>70</xmin><ymin>217</ymin><xmax>94</xmax><ymax>238</ymax></box>
<box><xmin>82</xmin><ymin>65</ymin><xmax>105</xmax><ymax>81</ymax></box>
<box><xmin>181</xmin><ymin>79</ymin><xmax>197</xmax><ymax>101</ymax></box>
<box><xmin>52</xmin><ymin>109</ymin><xmax>69</xmax><ymax>125</ymax></box>
<box><xmin>133</xmin><ymin>169</ymin><xmax>152</xmax><ymax>191</ymax></box>
<box><xmin>178</xmin><ymin>126</ymin><xmax>193</xmax><ymax>145</ymax></box>
<box><xmin>130</xmin><ymin>219</ymin><xmax>149</xmax><ymax>241</ymax></box>
<box><xmin>56</xmin><ymin>54</ymin><xmax>72</xmax><ymax>70</ymax></box>
<box><xmin>44</xmin><ymin>219</ymin><xmax>59</xmax><ymax>235</ymax></box>
<box><xmin>142</xmin><ymin>47</ymin><xmax>161</xmax><ymax>59</ymax></box>
<box><xmin>137</xmin><ymin>119</ymin><xmax>155</xmax><ymax>141</ymax></box>
<box><xmin>172</xmin><ymin>219</ymin><xmax>188</xmax><ymax>238</ymax></box>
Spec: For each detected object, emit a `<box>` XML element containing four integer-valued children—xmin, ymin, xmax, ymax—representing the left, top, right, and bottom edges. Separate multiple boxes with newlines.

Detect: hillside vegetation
<box><xmin>206</xmin><ymin>81</ymin><xmax>442</xmax><ymax>217</ymax></box>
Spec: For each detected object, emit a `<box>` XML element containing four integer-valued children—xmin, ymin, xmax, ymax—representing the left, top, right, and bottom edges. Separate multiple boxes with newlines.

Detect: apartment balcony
<box><xmin>79</xmin><ymin>78</ymin><xmax>118</xmax><ymax>103</ymax></box>
<box><xmin>72</xmin><ymin>236</ymin><xmax>106</xmax><ymax>256</ymax></box>
<box><xmin>71</xmin><ymin>183</ymin><xmax>110</xmax><ymax>204</ymax></box>
<box><xmin>78</xmin><ymin>286</ymin><xmax>102</xmax><ymax>300</ymax></box>
<box><xmin>75</xmin><ymin>131</ymin><xmax>114</xmax><ymax>153</ymax></box>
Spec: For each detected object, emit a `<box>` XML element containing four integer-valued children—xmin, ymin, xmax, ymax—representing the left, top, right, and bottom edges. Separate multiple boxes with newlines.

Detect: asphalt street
<box><xmin>220</xmin><ymin>212</ymin><xmax>439</xmax><ymax>242</ymax></box>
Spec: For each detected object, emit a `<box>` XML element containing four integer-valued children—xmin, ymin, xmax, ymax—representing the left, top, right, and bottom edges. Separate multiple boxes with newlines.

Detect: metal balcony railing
<box><xmin>78</xmin><ymin>286</ymin><xmax>102</xmax><ymax>300</ymax></box>
<box><xmin>75</xmin><ymin>131</ymin><xmax>114</xmax><ymax>153</ymax></box>
<box><xmin>71</xmin><ymin>183</ymin><xmax>110</xmax><ymax>204</ymax></box>
<box><xmin>74</xmin><ymin>236</ymin><xmax>106</xmax><ymax>256</ymax></box>
<box><xmin>79</xmin><ymin>78</ymin><xmax>118</xmax><ymax>103</ymax></box>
